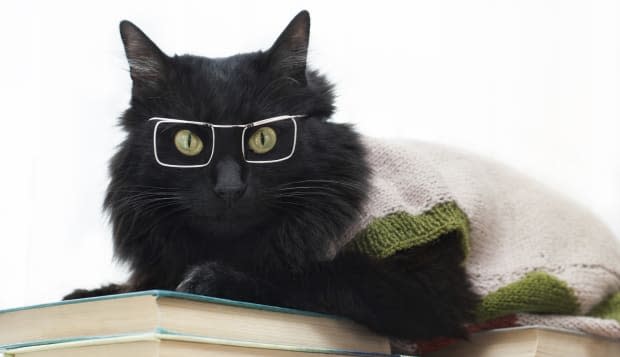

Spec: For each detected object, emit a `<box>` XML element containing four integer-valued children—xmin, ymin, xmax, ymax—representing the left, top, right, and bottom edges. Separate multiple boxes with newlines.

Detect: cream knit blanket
<box><xmin>339</xmin><ymin>136</ymin><xmax>620</xmax><ymax>339</ymax></box>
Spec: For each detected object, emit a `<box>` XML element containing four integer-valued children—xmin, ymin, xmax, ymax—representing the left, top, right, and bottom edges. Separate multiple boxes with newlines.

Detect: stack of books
<box><xmin>3</xmin><ymin>290</ymin><xmax>619</xmax><ymax>356</ymax></box>
<box><xmin>0</xmin><ymin>290</ymin><xmax>394</xmax><ymax>356</ymax></box>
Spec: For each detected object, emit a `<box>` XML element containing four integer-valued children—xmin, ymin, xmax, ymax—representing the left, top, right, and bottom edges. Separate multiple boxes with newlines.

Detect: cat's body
<box><xmin>65</xmin><ymin>11</ymin><xmax>479</xmax><ymax>340</ymax></box>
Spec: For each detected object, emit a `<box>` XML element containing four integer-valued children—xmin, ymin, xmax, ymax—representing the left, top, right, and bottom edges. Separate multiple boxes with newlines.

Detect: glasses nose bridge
<box><xmin>211</xmin><ymin>124</ymin><xmax>246</xmax><ymax>162</ymax></box>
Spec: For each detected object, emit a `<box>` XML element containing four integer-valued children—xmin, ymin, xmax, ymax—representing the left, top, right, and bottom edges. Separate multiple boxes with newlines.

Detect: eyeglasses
<box><xmin>148</xmin><ymin>115</ymin><xmax>306</xmax><ymax>168</ymax></box>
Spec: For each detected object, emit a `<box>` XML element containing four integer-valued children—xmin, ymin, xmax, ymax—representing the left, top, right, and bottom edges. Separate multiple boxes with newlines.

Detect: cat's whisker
<box><xmin>120</xmin><ymin>205</ymin><xmax>190</xmax><ymax>238</ymax></box>
<box><xmin>124</xmin><ymin>185</ymin><xmax>180</xmax><ymax>190</ymax></box>
<box><xmin>112</xmin><ymin>196</ymin><xmax>185</xmax><ymax>212</ymax></box>
<box><xmin>108</xmin><ymin>190</ymin><xmax>181</xmax><ymax>194</ymax></box>
<box><xmin>273</xmin><ymin>193</ymin><xmax>342</xmax><ymax>200</ymax></box>
<box><xmin>273</xmin><ymin>189</ymin><xmax>346</xmax><ymax>198</ymax></box>
<box><xmin>271</xmin><ymin>188</ymin><xmax>347</xmax><ymax>198</ymax></box>
<box><xmin>122</xmin><ymin>201</ymin><xmax>186</xmax><ymax>221</ymax></box>
<box><xmin>113</xmin><ymin>195</ymin><xmax>183</xmax><ymax>205</ymax></box>
<box><xmin>110</xmin><ymin>194</ymin><xmax>182</xmax><ymax>203</ymax></box>
<box><xmin>274</xmin><ymin>186</ymin><xmax>345</xmax><ymax>193</ymax></box>
<box><xmin>270</xmin><ymin>200</ymin><xmax>340</xmax><ymax>224</ymax></box>
<box><xmin>277</xmin><ymin>179</ymin><xmax>365</xmax><ymax>191</ymax></box>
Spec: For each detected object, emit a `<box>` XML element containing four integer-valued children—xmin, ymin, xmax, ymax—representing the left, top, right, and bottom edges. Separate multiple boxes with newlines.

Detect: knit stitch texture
<box><xmin>339</xmin><ymin>136</ymin><xmax>620</xmax><ymax>342</ymax></box>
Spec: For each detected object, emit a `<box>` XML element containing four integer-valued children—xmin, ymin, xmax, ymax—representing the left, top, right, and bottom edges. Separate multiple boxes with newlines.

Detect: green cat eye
<box><xmin>174</xmin><ymin>129</ymin><xmax>204</xmax><ymax>156</ymax></box>
<box><xmin>248</xmin><ymin>127</ymin><xmax>277</xmax><ymax>154</ymax></box>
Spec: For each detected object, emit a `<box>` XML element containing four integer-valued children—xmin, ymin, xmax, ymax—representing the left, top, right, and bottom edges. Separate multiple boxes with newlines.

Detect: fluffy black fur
<box><xmin>64</xmin><ymin>11</ymin><xmax>479</xmax><ymax>340</ymax></box>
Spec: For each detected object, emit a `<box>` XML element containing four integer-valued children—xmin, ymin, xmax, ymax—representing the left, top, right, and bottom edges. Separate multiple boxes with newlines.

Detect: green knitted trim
<box><xmin>589</xmin><ymin>292</ymin><xmax>620</xmax><ymax>323</ymax></box>
<box><xmin>477</xmin><ymin>271</ymin><xmax>580</xmax><ymax>322</ymax></box>
<box><xmin>345</xmin><ymin>201</ymin><xmax>470</xmax><ymax>259</ymax></box>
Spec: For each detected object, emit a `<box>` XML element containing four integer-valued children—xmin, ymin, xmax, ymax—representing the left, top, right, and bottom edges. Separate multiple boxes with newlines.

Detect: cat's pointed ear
<box><xmin>119</xmin><ymin>20</ymin><xmax>169</xmax><ymax>91</ymax></box>
<box><xmin>267</xmin><ymin>11</ymin><xmax>310</xmax><ymax>83</ymax></box>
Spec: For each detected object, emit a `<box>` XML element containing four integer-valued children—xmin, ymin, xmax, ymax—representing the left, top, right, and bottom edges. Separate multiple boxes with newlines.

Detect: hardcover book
<box><xmin>426</xmin><ymin>326</ymin><xmax>620</xmax><ymax>357</ymax></box>
<box><xmin>0</xmin><ymin>290</ymin><xmax>390</xmax><ymax>355</ymax></box>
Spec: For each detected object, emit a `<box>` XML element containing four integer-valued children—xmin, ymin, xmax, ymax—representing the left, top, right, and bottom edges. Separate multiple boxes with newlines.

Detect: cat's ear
<box><xmin>119</xmin><ymin>20</ymin><xmax>169</xmax><ymax>91</ymax></box>
<box><xmin>266</xmin><ymin>11</ymin><xmax>310</xmax><ymax>83</ymax></box>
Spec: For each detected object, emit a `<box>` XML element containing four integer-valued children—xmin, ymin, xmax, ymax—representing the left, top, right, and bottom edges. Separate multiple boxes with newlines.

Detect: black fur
<box><xmin>65</xmin><ymin>11</ymin><xmax>479</xmax><ymax>340</ymax></box>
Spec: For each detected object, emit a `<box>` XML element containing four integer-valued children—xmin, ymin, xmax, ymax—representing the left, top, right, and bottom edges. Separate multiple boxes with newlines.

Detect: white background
<box><xmin>0</xmin><ymin>0</ymin><xmax>618</xmax><ymax>310</ymax></box>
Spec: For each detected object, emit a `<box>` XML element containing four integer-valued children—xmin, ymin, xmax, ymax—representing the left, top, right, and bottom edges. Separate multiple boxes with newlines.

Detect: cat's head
<box><xmin>107</xmin><ymin>11</ymin><xmax>370</xmax><ymax>268</ymax></box>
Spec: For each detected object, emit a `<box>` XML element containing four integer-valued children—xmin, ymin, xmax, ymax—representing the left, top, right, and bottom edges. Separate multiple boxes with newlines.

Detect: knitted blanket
<box><xmin>337</xmin><ymin>136</ymin><xmax>620</xmax><ymax>350</ymax></box>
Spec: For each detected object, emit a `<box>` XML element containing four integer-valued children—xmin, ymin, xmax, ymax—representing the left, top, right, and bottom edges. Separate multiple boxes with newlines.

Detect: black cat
<box><xmin>64</xmin><ymin>11</ymin><xmax>478</xmax><ymax>340</ymax></box>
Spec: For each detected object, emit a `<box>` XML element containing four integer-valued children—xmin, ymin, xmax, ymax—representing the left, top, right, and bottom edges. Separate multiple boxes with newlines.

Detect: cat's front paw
<box><xmin>176</xmin><ymin>262</ymin><xmax>251</xmax><ymax>299</ymax></box>
<box><xmin>63</xmin><ymin>289</ymin><xmax>93</xmax><ymax>301</ymax></box>
<box><xmin>62</xmin><ymin>284</ymin><xmax>126</xmax><ymax>300</ymax></box>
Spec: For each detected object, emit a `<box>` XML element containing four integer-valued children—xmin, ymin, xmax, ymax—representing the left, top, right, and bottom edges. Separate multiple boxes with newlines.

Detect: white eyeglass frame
<box><xmin>148</xmin><ymin>115</ymin><xmax>306</xmax><ymax>168</ymax></box>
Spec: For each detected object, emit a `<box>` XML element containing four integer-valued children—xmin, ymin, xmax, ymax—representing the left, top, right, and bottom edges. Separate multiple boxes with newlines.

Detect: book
<box><xmin>1</xmin><ymin>332</ymin><xmax>398</xmax><ymax>357</ymax></box>
<box><xmin>426</xmin><ymin>326</ymin><xmax>620</xmax><ymax>357</ymax></box>
<box><xmin>0</xmin><ymin>290</ymin><xmax>390</xmax><ymax>355</ymax></box>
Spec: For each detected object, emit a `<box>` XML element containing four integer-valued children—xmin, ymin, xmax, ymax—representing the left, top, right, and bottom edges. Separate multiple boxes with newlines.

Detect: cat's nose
<box><xmin>213</xmin><ymin>158</ymin><xmax>247</xmax><ymax>205</ymax></box>
<box><xmin>214</xmin><ymin>184</ymin><xmax>247</xmax><ymax>204</ymax></box>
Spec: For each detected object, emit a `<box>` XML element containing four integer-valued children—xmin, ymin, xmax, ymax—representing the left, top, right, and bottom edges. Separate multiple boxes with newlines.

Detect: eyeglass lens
<box><xmin>154</xmin><ymin>122</ymin><xmax>213</xmax><ymax>166</ymax></box>
<box><xmin>243</xmin><ymin>118</ymin><xmax>296</xmax><ymax>163</ymax></box>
